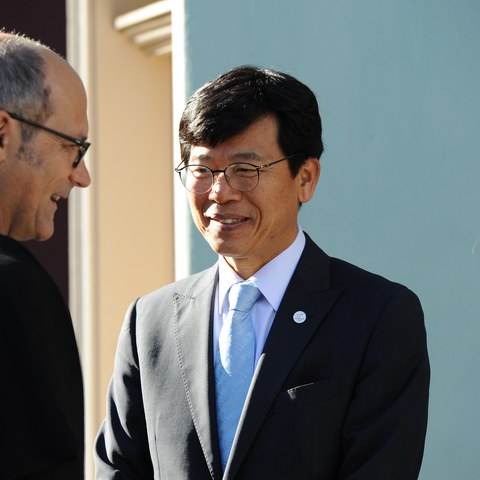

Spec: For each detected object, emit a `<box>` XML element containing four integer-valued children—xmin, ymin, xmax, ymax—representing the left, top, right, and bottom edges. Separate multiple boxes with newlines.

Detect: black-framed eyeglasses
<box><xmin>7</xmin><ymin>111</ymin><xmax>90</xmax><ymax>168</ymax></box>
<box><xmin>175</xmin><ymin>153</ymin><xmax>300</xmax><ymax>194</ymax></box>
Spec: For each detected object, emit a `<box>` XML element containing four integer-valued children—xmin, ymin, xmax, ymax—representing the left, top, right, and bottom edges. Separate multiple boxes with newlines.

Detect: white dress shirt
<box><xmin>213</xmin><ymin>228</ymin><xmax>306</xmax><ymax>366</ymax></box>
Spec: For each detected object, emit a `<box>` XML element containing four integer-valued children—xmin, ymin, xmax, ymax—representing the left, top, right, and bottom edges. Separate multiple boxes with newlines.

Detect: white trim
<box><xmin>66</xmin><ymin>0</ymin><xmax>95</xmax><ymax>478</ymax></box>
<box><xmin>172</xmin><ymin>0</ymin><xmax>190</xmax><ymax>279</ymax></box>
<box><xmin>114</xmin><ymin>0</ymin><xmax>172</xmax><ymax>57</ymax></box>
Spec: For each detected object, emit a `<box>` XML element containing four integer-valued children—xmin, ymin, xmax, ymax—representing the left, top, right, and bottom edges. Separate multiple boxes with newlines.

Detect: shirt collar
<box><xmin>218</xmin><ymin>228</ymin><xmax>306</xmax><ymax>314</ymax></box>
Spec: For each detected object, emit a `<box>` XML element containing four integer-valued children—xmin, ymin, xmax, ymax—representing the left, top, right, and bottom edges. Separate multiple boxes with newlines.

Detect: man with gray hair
<box><xmin>0</xmin><ymin>32</ymin><xmax>91</xmax><ymax>479</ymax></box>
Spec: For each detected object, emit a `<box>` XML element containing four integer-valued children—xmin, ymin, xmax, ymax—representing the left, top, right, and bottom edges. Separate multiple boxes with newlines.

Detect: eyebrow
<box><xmin>191</xmin><ymin>151</ymin><xmax>264</xmax><ymax>163</ymax></box>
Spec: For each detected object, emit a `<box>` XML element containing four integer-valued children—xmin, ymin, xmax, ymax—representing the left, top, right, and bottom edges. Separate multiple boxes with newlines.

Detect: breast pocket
<box><xmin>273</xmin><ymin>378</ymin><xmax>340</xmax><ymax>413</ymax></box>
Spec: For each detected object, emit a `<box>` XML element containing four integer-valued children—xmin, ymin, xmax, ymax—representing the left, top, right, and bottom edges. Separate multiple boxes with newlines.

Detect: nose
<box><xmin>212</xmin><ymin>170</ymin><xmax>228</xmax><ymax>187</ymax></box>
<box><xmin>69</xmin><ymin>159</ymin><xmax>91</xmax><ymax>188</ymax></box>
<box><xmin>208</xmin><ymin>171</ymin><xmax>241</xmax><ymax>202</ymax></box>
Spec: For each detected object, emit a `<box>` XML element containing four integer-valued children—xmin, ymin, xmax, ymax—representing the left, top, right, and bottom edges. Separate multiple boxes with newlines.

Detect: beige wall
<box><xmin>73</xmin><ymin>0</ymin><xmax>174</xmax><ymax>475</ymax></box>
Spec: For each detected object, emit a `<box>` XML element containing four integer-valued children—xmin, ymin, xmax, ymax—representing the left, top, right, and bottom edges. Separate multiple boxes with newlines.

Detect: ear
<box><xmin>0</xmin><ymin>110</ymin><xmax>11</xmax><ymax>162</ymax></box>
<box><xmin>297</xmin><ymin>157</ymin><xmax>320</xmax><ymax>204</ymax></box>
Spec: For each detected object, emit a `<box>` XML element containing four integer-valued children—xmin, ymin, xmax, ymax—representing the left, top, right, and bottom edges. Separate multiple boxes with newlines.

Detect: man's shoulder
<box><xmin>0</xmin><ymin>235</ymin><xmax>27</xmax><ymax>264</ymax></box>
<box><xmin>299</xmin><ymin>237</ymin><xmax>423</xmax><ymax>331</ymax></box>
<box><xmin>303</xmin><ymin>234</ymin><xmax>416</xmax><ymax>299</ymax></box>
<box><xmin>331</xmin><ymin>255</ymin><xmax>403</xmax><ymax>289</ymax></box>
<box><xmin>125</xmin><ymin>265</ymin><xmax>218</xmax><ymax>332</ymax></box>
<box><xmin>140</xmin><ymin>264</ymin><xmax>218</xmax><ymax>304</ymax></box>
<box><xmin>0</xmin><ymin>235</ymin><xmax>42</xmax><ymax>286</ymax></box>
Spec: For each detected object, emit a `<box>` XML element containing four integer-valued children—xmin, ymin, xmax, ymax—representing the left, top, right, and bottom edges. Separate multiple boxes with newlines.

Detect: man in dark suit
<box><xmin>95</xmin><ymin>65</ymin><xmax>429</xmax><ymax>479</ymax></box>
<box><xmin>0</xmin><ymin>32</ymin><xmax>91</xmax><ymax>479</ymax></box>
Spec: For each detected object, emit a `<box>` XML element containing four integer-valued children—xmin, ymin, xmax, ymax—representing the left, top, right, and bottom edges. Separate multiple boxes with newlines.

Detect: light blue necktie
<box><xmin>215</xmin><ymin>281</ymin><xmax>261</xmax><ymax>470</ymax></box>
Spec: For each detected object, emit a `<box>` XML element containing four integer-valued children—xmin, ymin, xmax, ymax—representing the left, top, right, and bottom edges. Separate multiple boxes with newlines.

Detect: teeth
<box><xmin>208</xmin><ymin>214</ymin><xmax>245</xmax><ymax>224</ymax></box>
<box><xmin>220</xmin><ymin>218</ymin><xmax>241</xmax><ymax>224</ymax></box>
<box><xmin>51</xmin><ymin>195</ymin><xmax>61</xmax><ymax>202</ymax></box>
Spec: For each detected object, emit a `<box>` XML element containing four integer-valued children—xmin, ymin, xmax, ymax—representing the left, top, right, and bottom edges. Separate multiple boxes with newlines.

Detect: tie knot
<box><xmin>228</xmin><ymin>282</ymin><xmax>261</xmax><ymax>313</ymax></box>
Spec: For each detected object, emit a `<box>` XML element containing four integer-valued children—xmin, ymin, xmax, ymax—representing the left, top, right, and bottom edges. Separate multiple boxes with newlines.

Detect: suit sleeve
<box><xmin>339</xmin><ymin>287</ymin><xmax>430</xmax><ymax>479</ymax></box>
<box><xmin>94</xmin><ymin>300</ymin><xmax>154</xmax><ymax>479</ymax></box>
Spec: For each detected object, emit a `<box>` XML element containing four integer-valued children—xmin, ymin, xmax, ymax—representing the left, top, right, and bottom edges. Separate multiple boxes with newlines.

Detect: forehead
<box><xmin>43</xmin><ymin>52</ymin><xmax>87</xmax><ymax>116</ymax></box>
<box><xmin>189</xmin><ymin>115</ymin><xmax>282</xmax><ymax>162</ymax></box>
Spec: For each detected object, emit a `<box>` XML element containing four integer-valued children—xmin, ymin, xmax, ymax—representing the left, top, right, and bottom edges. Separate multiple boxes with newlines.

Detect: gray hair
<box><xmin>0</xmin><ymin>33</ymin><xmax>53</xmax><ymax>143</ymax></box>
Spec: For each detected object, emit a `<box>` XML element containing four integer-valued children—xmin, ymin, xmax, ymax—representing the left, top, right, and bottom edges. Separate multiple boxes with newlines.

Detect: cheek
<box><xmin>262</xmin><ymin>182</ymin><xmax>295</xmax><ymax>212</ymax></box>
<box><xmin>263</xmin><ymin>188</ymin><xmax>298</xmax><ymax>226</ymax></box>
<box><xmin>188</xmin><ymin>196</ymin><xmax>207</xmax><ymax>226</ymax></box>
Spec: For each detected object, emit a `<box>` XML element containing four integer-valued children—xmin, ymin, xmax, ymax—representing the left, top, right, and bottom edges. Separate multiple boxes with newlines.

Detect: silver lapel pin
<box><xmin>292</xmin><ymin>311</ymin><xmax>307</xmax><ymax>324</ymax></box>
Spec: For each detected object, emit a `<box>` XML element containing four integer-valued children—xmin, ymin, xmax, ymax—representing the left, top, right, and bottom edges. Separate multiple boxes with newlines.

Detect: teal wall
<box><xmin>180</xmin><ymin>1</ymin><xmax>480</xmax><ymax>477</ymax></box>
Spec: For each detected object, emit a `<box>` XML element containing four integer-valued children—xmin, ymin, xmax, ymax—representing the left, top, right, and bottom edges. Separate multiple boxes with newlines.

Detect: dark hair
<box><xmin>179</xmin><ymin>65</ymin><xmax>323</xmax><ymax>177</ymax></box>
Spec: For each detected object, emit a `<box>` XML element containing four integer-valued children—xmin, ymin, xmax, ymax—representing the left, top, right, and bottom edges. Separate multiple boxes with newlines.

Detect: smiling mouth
<box><xmin>51</xmin><ymin>193</ymin><xmax>67</xmax><ymax>204</ymax></box>
<box><xmin>218</xmin><ymin>218</ymin><xmax>243</xmax><ymax>224</ymax></box>
<box><xmin>208</xmin><ymin>215</ymin><xmax>247</xmax><ymax>226</ymax></box>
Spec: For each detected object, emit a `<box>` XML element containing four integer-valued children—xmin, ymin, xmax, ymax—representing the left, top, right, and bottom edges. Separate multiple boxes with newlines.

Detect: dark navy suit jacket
<box><xmin>95</xmin><ymin>234</ymin><xmax>429</xmax><ymax>479</ymax></box>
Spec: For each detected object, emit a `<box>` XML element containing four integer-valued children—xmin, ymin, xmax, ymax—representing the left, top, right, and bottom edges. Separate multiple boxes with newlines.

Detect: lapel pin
<box><xmin>293</xmin><ymin>311</ymin><xmax>307</xmax><ymax>324</ymax></box>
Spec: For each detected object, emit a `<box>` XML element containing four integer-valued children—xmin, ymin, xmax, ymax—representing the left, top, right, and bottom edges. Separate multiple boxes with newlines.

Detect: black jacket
<box><xmin>0</xmin><ymin>235</ymin><xmax>84</xmax><ymax>479</ymax></box>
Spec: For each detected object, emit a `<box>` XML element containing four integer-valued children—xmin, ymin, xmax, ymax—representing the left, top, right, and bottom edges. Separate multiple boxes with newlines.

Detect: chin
<box><xmin>35</xmin><ymin>226</ymin><xmax>55</xmax><ymax>241</ymax></box>
<box><xmin>34</xmin><ymin>233</ymin><xmax>54</xmax><ymax>241</ymax></box>
<box><xmin>208</xmin><ymin>239</ymin><xmax>240</xmax><ymax>256</ymax></box>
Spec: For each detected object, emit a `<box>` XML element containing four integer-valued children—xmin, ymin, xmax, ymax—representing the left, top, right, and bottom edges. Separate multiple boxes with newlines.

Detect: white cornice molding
<box><xmin>114</xmin><ymin>1</ymin><xmax>171</xmax><ymax>56</ymax></box>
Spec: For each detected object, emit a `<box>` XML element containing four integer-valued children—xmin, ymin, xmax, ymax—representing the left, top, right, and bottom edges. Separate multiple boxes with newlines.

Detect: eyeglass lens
<box><xmin>180</xmin><ymin>163</ymin><xmax>260</xmax><ymax>194</ymax></box>
<box><xmin>74</xmin><ymin>147</ymin><xmax>87</xmax><ymax>168</ymax></box>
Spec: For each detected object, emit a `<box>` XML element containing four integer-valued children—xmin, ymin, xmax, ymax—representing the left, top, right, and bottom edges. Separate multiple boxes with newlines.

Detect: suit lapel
<box><xmin>173</xmin><ymin>266</ymin><xmax>224</xmax><ymax>479</ymax></box>
<box><xmin>225</xmin><ymin>236</ymin><xmax>344</xmax><ymax>478</ymax></box>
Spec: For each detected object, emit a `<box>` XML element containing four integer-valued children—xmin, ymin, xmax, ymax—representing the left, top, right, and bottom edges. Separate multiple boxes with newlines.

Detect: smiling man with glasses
<box><xmin>0</xmin><ymin>32</ymin><xmax>90</xmax><ymax>479</ymax></box>
<box><xmin>96</xmin><ymin>65</ymin><xmax>429</xmax><ymax>480</ymax></box>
